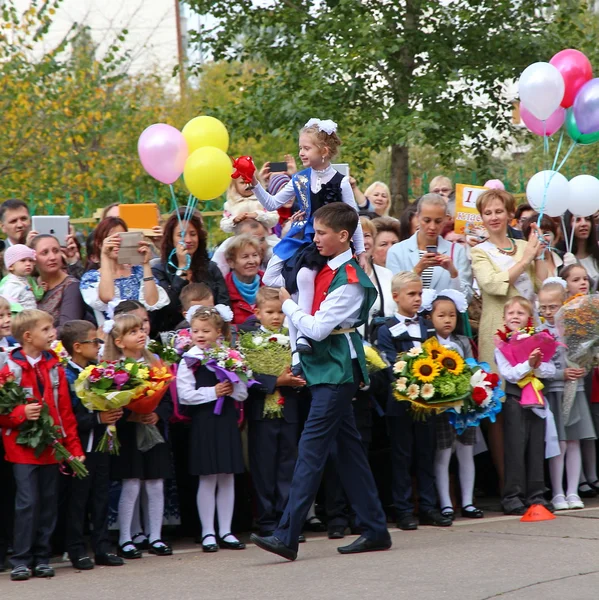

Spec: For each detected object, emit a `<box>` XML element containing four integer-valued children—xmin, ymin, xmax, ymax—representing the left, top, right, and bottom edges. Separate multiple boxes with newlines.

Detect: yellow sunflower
<box><xmin>412</xmin><ymin>357</ymin><xmax>441</xmax><ymax>383</ymax></box>
<box><xmin>436</xmin><ymin>349</ymin><xmax>465</xmax><ymax>375</ymax></box>
<box><xmin>422</xmin><ymin>337</ymin><xmax>443</xmax><ymax>360</ymax></box>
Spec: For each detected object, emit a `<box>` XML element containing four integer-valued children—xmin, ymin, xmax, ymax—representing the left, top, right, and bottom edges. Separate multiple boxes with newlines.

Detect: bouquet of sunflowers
<box><xmin>238</xmin><ymin>330</ymin><xmax>290</xmax><ymax>418</ymax></box>
<box><xmin>74</xmin><ymin>359</ymin><xmax>149</xmax><ymax>454</ymax></box>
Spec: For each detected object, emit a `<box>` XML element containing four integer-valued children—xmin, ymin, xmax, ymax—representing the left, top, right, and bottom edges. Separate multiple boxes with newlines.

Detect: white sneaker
<box><xmin>566</xmin><ymin>494</ymin><xmax>584</xmax><ymax>510</ymax></box>
<box><xmin>552</xmin><ymin>494</ymin><xmax>569</xmax><ymax>511</ymax></box>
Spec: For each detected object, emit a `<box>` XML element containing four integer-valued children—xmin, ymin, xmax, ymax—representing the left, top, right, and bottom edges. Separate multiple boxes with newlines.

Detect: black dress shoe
<box><xmin>72</xmin><ymin>556</ymin><xmax>94</xmax><ymax>570</ymax></box>
<box><xmin>304</xmin><ymin>516</ymin><xmax>327</xmax><ymax>532</ymax></box>
<box><xmin>461</xmin><ymin>505</ymin><xmax>484</xmax><ymax>519</ymax></box>
<box><xmin>297</xmin><ymin>534</ymin><xmax>306</xmax><ymax>544</ymax></box>
<box><xmin>95</xmin><ymin>553</ymin><xmax>124</xmax><ymax>567</ymax></box>
<box><xmin>148</xmin><ymin>540</ymin><xmax>173</xmax><ymax>556</ymax></box>
<box><xmin>33</xmin><ymin>564</ymin><xmax>55</xmax><ymax>578</ymax></box>
<box><xmin>296</xmin><ymin>337</ymin><xmax>313</xmax><ymax>354</ymax></box>
<box><xmin>10</xmin><ymin>565</ymin><xmax>31</xmax><ymax>581</ymax></box>
<box><xmin>259</xmin><ymin>530</ymin><xmax>274</xmax><ymax>538</ymax></box>
<box><xmin>396</xmin><ymin>513</ymin><xmax>418</xmax><ymax>531</ymax></box>
<box><xmin>419</xmin><ymin>509</ymin><xmax>453</xmax><ymax>527</ymax></box>
<box><xmin>201</xmin><ymin>534</ymin><xmax>218</xmax><ymax>553</ymax></box>
<box><xmin>579</xmin><ymin>482</ymin><xmax>597</xmax><ymax>498</ymax></box>
<box><xmin>250</xmin><ymin>534</ymin><xmax>297</xmax><ymax>561</ymax></box>
<box><xmin>328</xmin><ymin>525</ymin><xmax>346</xmax><ymax>539</ymax></box>
<box><xmin>218</xmin><ymin>534</ymin><xmax>246</xmax><ymax>550</ymax></box>
<box><xmin>117</xmin><ymin>542</ymin><xmax>142</xmax><ymax>559</ymax></box>
<box><xmin>337</xmin><ymin>535</ymin><xmax>392</xmax><ymax>555</ymax></box>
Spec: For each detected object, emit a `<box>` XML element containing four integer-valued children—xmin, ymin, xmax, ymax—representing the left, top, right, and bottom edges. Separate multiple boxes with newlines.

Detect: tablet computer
<box><xmin>119</xmin><ymin>204</ymin><xmax>160</xmax><ymax>235</ymax></box>
<box><xmin>31</xmin><ymin>216</ymin><xmax>70</xmax><ymax>246</ymax></box>
<box><xmin>117</xmin><ymin>231</ymin><xmax>144</xmax><ymax>265</ymax></box>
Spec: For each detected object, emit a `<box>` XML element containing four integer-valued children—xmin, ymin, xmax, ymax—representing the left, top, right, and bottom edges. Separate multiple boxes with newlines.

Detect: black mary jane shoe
<box><xmin>578</xmin><ymin>482</ymin><xmax>597</xmax><ymax>499</ymax></box>
<box><xmin>148</xmin><ymin>540</ymin><xmax>173</xmax><ymax>556</ymax></box>
<box><xmin>117</xmin><ymin>542</ymin><xmax>142</xmax><ymax>560</ymax></box>
<box><xmin>201</xmin><ymin>534</ymin><xmax>219</xmax><ymax>553</ymax></box>
<box><xmin>72</xmin><ymin>556</ymin><xmax>94</xmax><ymax>570</ymax></box>
<box><xmin>218</xmin><ymin>534</ymin><xmax>246</xmax><ymax>550</ymax></box>
<box><xmin>132</xmin><ymin>533</ymin><xmax>150</xmax><ymax>551</ymax></box>
<box><xmin>440</xmin><ymin>506</ymin><xmax>455</xmax><ymax>522</ymax></box>
<box><xmin>461</xmin><ymin>504</ymin><xmax>484</xmax><ymax>519</ymax></box>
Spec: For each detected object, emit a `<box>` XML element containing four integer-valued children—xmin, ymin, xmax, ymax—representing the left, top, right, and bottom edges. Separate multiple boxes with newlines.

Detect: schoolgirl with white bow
<box><xmin>176</xmin><ymin>304</ymin><xmax>248</xmax><ymax>553</ymax></box>
<box><xmin>420</xmin><ymin>289</ymin><xmax>484</xmax><ymax>520</ymax></box>
<box><xmin>247</xmin><ymin>119</ymin><xmax>367</xmax><ymax>372</ymax></box>
<box><xmin>103</xmin><ymin>314</ymin><xmax>174</xmax><ymax>560</ymax></box>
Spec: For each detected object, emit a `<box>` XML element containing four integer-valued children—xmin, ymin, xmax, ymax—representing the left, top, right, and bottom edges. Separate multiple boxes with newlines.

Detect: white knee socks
<box><xmin>197</xmin><ymin>474</ymin><xmax>238</xmax><ymax>543</ymax></box>
<box><xmin>434</xmin><ymin>447</ymin><xmax>452</xmax><ymax>509</ymax></box>
<box><xmin>216</xmin><ymin>473</ymin><xmax>238</xmax><ymax>542</ymax></box>
<box><xmin>565</xmin><ymin>441</ymin><xmax>582</xmax><ymax>497</ymax></box>
<box><xmin>435</xmin><ymin>443</ymin><xmax>476</xmax><ymax>509</ymax></box>
<box><xmin>581</xmin><ymin>439</ymin><xmax>598</xmax><ymax>484</ymax></box>
<box><xmin>550</xmin><ymin>441</ymin><xmax>567</xmax><ymax>497</ymax></box>
<box><xmin>119</xmin><ymin>478</ymin><xmax>141</xmax><ymax>547</ymax></box>
<box><xmin>197</xmin><ymin>475</ymin><xmax>218</xmax><ymax>542</ymax></box>
<box><xmin>145</xmin><ymin>479</ymin><xmax>165</xmax><ymax>543</ymax></box>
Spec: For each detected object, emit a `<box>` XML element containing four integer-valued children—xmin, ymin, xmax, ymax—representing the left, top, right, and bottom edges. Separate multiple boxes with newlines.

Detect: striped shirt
<box><xmin>418</xmin><ymin>250</ymin><xmax>434</xmax><ymax>288</ymax></box>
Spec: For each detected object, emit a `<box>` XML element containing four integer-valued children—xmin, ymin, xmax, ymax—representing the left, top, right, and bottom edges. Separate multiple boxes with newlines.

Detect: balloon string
<box><xmin>569</xmin><ymin>218</ymin><xmax>577</xmax><ymax>255</ymax></box>
<box><xmin>554</xmin><ymin>141</ymin><xmax>577</xmax><ymax>175</ymax></box>
<box><xmin>561</xmin><ymin>215</ymin><xmax>571</xmax><ymax>254</ymax></box>
<box><xmin>543</xmin><ymin>121</ymin><xmax>549</xmax><ymax>171</ymax></box>
<box><xmin>551</xmin><ymin>130</ymin><xmax>564</xmax><ymax>172</ymax></box>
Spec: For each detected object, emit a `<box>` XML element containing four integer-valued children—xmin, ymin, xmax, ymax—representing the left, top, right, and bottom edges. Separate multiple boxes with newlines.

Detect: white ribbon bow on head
<box><xmin>185</xmin><ymin>304</ymin><xmax>234</xmax><ymax>325</ymax></box>
<box><xmin>102</xmin><ymin>319</ymin><xmax>115</xmax><ymax>335</ymax></box>
<box><xmin>542</xmin><ymin>276</ymin><xmax>568</xmax><ymax>289</ymax></box>
<box><xmin>419</xmin><ymin>288</ymin><xmax>468</xmax><ymax>314</ymax></box>
<box><xmin>304</xmin><ymin>118</ymin><xmax>338</xmax><ymax>135</ymax></box>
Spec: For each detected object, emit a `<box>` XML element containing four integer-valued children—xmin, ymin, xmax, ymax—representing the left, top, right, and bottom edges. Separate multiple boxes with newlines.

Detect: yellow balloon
<box><xmin>182</xmin><ymin>116</ymin><xmax>229</xmax><ymax>154</ymax></box>
<box><xmin>183</xmin><ymin>146</ymin><xmax>232</xmax><ymax>201</ymax></box>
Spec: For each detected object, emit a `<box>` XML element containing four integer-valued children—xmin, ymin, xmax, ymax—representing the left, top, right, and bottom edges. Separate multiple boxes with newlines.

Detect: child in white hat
<box><xmin>0</xmin><ymin>244</ymin><xmax>39</xmax><ymax>310</ymax></box>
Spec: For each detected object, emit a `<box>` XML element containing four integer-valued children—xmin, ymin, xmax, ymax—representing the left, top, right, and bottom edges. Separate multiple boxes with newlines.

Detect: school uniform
<box><xmin>495</xmin><ymin>349</ymin><xmax>556</xmax><ymax>512</ymax></box>
<box><xmin>377</xmin><ymin>314</ymin><xmax>438</xmax><ymax>517</ymax></box>
<box><xmin>272</xmin><ymin>249</ymin><xmax>389</xmax><ymax>551</ymax></box>
<box><xmin>63</xmin><ymin>361</ymin><xmax>115</xmax><ymax>562</ymax></box>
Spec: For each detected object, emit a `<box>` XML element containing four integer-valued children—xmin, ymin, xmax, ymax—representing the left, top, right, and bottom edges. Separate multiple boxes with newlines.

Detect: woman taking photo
<box><xmin>151</xmin><ymin>208</ymin><xmax>230</xmax><ymax>333</ymax></box>
<box><xmin>560</xmin><ymin>211</ymin><xmax>599</xmax><ymax>290</ymax></box>
<box><xmin>34</xmin><ymin>234</ymin><xmax>86</xmax><ymax>328</ymax></box>
<box><xmin>80</xmin><ymin>217</ymin><xmax>169</xmax><ymax>325</ymax></box>
<box><xmin>386</xmin><ymin>194</ymin><xmax>473</xmax><ymax>301</ymax></box>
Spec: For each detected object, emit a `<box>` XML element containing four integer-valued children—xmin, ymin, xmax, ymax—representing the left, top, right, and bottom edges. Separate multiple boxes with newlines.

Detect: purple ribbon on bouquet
<box><xmin>184</xmin><ymin>356</ymin><xmax>257</xmax><ymax>415</ymax></box>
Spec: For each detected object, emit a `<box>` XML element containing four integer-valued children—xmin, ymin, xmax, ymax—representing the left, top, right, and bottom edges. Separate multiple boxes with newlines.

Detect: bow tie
<box><xmin>402</xmin><ymin>317</ymin><xmax>420</xmax><ymax>326</ymax></box>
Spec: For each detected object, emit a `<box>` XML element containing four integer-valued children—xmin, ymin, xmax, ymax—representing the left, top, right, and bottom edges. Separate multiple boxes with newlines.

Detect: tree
<box><xmin>185</xmin><ymin>0</ymin><xmax>577</xmax><ymax>216</ymax></box>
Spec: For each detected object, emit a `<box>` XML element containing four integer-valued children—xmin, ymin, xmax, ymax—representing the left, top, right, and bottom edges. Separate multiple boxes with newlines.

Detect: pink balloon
<box><xmin>550</xmin><ymin>49</ymin><xmax>593</xmax><ymax>108</ymax></box>
<box><xmin>138</xmin><ymin>124</ymin><xmax>189</xmax><ymax>185</ymax></box>
<box><xmin>520</xmin><ymin>105</ymin><xmax>565</xmax><ymax>136</ymax></box>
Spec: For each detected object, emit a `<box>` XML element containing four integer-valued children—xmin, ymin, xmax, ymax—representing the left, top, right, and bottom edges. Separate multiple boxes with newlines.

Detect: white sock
<box><xmin>566</xmin><ymin>441</ymin><xmax>583</xmax><ymax>497</ymax></box>
<box><xmin>581</xmin><ymin>439</ymin><xmax>598</xmax><ymax>483</ymax></box>
<box><xmin>549</xmin><ymin>442</ymin><xmax>566</xmax><ymax>498</ymax></box>
<box><xmin>306</xmin><ymin>501</ymin><xmax>317</xmax><ymax>521</ymax></box>
<box><xmin>145</xmin><ymin>479</ymin><xmax>165</xmax><ymax>544</ymax></box>
<box><xmin>130</xmin><ymin>491</ymin><xmax>143</xmax><ymax>539</ymax></box>
<box><xmin>456</xmin><ymin>442</ymin><xmax>476</xmax><ymax>508</ymax></box>
<box><xmin>434</xmin><ymin>447</ymin><xmax>453</xmax><ymax>509</ymax></box>
<box><xmin>296</xmin><ymin>267</ymin><xmax>316</xmax><ymax>315</ymax></box>
<box><xmin>197</xmin><ymin>475</ymin><xmax>217</xmax><ymax>542</ymax></box>
<box><xmin>216</xmin><ymin>473</ymin><xmax>237</xmax><ymax>542</ymax></box>
<box><xmin>119</xmin><ymin>479</ymin><xmax>141</xmax><ymax>547</ymax></box>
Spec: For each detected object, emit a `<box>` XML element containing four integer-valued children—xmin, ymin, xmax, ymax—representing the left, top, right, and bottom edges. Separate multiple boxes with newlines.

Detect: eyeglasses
<box><xmin>539</xmin><ymin>305</ymin><xmax>561</xmax><ymax>312</ymax></box>
<box><xmin>80</xmin><ymin>338</ymin><xmax>104</xmax><ymax>345</ymax></box>
<box><xmin>432</xmin><ymin>188</ymin><xmax>451</xmax><ymax>194</ymax></box>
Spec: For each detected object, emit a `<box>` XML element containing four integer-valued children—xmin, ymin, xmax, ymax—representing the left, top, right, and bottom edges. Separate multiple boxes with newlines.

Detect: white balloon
<box><xmin>526</xmin><ymin>170</ymin><xmax>569</xmax><ymax>217</ymax></box>
<box><xmin>519</xmin><ymin>62</ymin><xmax>565</xmax><ymax>121</ymax></box>
<box><xmin>568</xmin><ymin>174</ymin><xmax>599</xmax><ymax>217</ymax></box>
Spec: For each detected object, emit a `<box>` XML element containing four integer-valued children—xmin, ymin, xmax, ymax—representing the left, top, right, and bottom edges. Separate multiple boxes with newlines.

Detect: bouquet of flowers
<box><xmin>494</xmin><ymin>323</ymin><xmax>560</xmax><ymax>407</ymax></box>
<box><xmin>184</xmin><ymin>343</ymin><xmax>255</xmax><ymax>415</ymax></box>
<box><xmin>74</xmin><ymin>359</ymin><xmax>149</xmax><ymax>454</ymax></box>
<box><xmin>51</xmin><ymin>340</ymin><xmax>70</xmax><ymax>366</ymax></box>
<box><xmin>0</xmin><ymin>370</ymin><xmax>88</xmax><ymax>477</ymax></box>
<box><xmin>392</xmin><ymin>338</ymin><xmax>472</xmax><ymax>417</ymax></box>
<box><xmin>364</xmin><ymin>344</ymin><xmax>389</xmax><ymax>374</ymax></box>
<box><xmin>238</xmin><ymin>330</ymin><xmax>291</xmax><ymax>418</ymax></box>
<box><xmin>447</xmin><ymin>359</ymin><xmax>504</xmax><ymax>434</ymax></box>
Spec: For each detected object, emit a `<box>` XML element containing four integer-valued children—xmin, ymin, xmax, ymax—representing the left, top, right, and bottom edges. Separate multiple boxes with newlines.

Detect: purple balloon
<box><xmin>573</xmin><ymin>78</ymin><xmax>599</xmax><ymax>135</ymax></box>
<box><xmin>138</xmin><ymin>124</ymin><xmax>189</xmax><ymax>185</ymax></box>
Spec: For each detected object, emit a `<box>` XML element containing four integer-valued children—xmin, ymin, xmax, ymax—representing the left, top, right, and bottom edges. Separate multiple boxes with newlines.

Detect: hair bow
<box><xmin>304</xmin><ymin>118</ymin><xmax>338</xmax><ymax>135</ymax></box>
<box><xmin>419</xmin><ymin>288</ymin><xmax>468</xmax><ymax>314</ymax></box>
<box><xmin>102</xmin><ymin>319</ymin><xmax>115</xmax><ymax>335</ymax></box>
<box><xmin>542</xmin><ymin>276</ymin><xmax>568</xmax><ymax>289</ymax></box>
<box><xmin>186</xmin><ymin>304</ymin><xmax>234</xmax><ymax>325</ymax></box>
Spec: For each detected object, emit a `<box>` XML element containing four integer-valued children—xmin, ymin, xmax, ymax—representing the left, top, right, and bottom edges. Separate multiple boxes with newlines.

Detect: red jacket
<box><xmin>0</xmin><ymin>349</ymin><xmax>83</xmax><ymax>464</ymax></box>
<box><xmin>225</xmin><ymin>271</ymin><xmax>264</xmax><ymax>325</ymax></box>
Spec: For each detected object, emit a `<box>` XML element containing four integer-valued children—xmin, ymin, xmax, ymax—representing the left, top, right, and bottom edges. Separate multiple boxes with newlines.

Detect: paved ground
<box><xmin>3</xmin><ymin>504</ymin><xmax>599</xmax><ymax>600</ymax></box>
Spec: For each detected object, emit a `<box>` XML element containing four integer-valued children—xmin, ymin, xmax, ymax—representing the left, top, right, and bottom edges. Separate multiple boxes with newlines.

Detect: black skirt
<box><xmin>188</xmin><ymin>397</ymin><xmax>244</xmax><ymax>476</ymax></box>
<box><xmin>111</xmin><ymin>421</ymin><xmax>173</xmax><ymax>481</ymax></box>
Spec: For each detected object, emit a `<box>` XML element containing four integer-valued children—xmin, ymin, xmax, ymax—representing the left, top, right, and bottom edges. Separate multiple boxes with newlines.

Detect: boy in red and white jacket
<box><xmin>0</xmin><ymin>309</ymin><xmax>83</xmax><ymax>581</ymax></box>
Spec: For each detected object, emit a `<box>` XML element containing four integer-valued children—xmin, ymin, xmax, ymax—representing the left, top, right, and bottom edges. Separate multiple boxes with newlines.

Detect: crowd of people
<box><xmin>1</xmin><ymin>118</ymin><xmax>599</xmax><ymax>578</ymax></box>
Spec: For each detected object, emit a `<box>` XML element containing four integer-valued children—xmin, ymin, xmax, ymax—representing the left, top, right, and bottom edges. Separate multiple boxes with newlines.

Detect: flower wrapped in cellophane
<box><xmin>364</xmin><ymin>344</ymin><xmax>389</xmax><ymax>374</ymax></box>
<box><xmin>238</xmin><ymin>330</ymin><xmax>290</xmax><ymax>418</ymax></box>
<box><xmin>74</xmin><ymin>359</ymin><xmax>148</xmax><ymax>454</ymax></box>
<box><xmin>447</xmin><ymin>359</ymin><xmax>504</xmax><ymax>434</ymax></box>
<box><xmin>392</xmin><ymin>338</ymin><xmax>471</xmax><ymax>417</ymax></box>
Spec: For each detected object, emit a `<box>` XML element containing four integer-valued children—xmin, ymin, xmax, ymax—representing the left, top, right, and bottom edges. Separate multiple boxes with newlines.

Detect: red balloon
<box><xmin>550</xmin><ymin>49</ymin><xmax>593</xmax><ymax>108</ymax></box>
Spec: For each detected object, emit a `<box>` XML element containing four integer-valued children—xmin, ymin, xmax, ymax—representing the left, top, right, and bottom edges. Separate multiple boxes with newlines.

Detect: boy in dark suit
<box><xmin>245</xmin><ymin>287</ymin><xmax>305</xmax><ymax>536</ymax></box>
<box><xmin>60</xmin><ymin>321</ymin><xmax>124</xmax><ymax>570</ymax></box>
<box><xmin>377</xmin><ymin>271</ymin><xmax>452</xmax><ymax>531</ymax></box>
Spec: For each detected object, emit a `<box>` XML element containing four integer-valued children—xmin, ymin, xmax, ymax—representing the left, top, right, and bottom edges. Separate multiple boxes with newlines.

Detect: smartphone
<box><xmin>32</xmin><ymin>216</ymin><xmax>70</xmax><ymax>246</ymax></box>
<box><xmin>269</xmin><ymin>161</ymin><xmax>287</xmax><ymax>173</ymax></box>
<box><xmin>426</xmin><ymin>245</ymin><xmax>438</xmax><ymax>255</ymax></box>
<box><xmin>117</xmin><ymin>232</ymin><xmax>144</xmax><ymax>265</ymax></box>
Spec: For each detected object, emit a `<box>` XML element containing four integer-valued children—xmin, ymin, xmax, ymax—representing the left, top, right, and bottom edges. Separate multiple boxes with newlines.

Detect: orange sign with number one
<box><xmin>454</xmin><ymin>184</ymin><xmax>488</xmax><ymax>234</ymax></box>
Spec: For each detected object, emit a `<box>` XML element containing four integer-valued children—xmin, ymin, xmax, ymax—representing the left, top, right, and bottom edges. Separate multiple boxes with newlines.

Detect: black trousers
<box><xmin>248</xmin><ymin>418</ymin><xmax>299</xmax><ymax>533</ymax></box>
<box><xmin>0</xmin><ymin>455</ymin><xmax>15</xmax><ymax>568</ymax></box>
<box><xmin>66</xmin><ymin>452</ymin><xmax>112</xmax><ymax>559</ymax></box>
<box><xmin>11</xmin><ymin>464</ymin><xmax>59</xmax><ymax>568</ymax></box>
<box><xmin>387</xmin><ymin>403</ymin><xmax>437</xmax><ymax>515</ymax></box>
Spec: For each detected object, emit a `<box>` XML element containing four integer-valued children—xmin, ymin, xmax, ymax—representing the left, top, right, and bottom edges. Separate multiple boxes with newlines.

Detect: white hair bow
<box><xmin>304</xmin><ymin>118</ymin><xmax>338</xmax><ymax>135</ymax></box>
<box><xmin>419</xmin><ymin>289</ymin><xmax>468</xmax><ymax>314</ymax></box>
<box><xmin>102</xmin><ymin>319</ymin><xmax>115</xmax><ymax>335</ymax></box>
<box><xmin>105</xmin><ymin>299</ymin><xmax>120</xmax><ymax>320</ymax></box>
<box><xmin>186</xmin><ymin>304</ymin><xmax>234</xmax><ymax>325</ymax></box>
<box><xmin>542</xmin><ymin>276</ymin><xmax>568</xmax><ymax>289</ymax></box>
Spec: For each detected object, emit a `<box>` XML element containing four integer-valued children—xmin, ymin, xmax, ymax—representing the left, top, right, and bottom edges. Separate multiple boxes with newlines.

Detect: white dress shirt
<box><xmin>494</xmin><ymin>349</ymin><xmax>556</xmax><ymax>383</ymax></box>
<box><xmin>391</xmin><ymin>312</ymin><xmax>422</xmax><ymax>348</ymax></box>
<box><xmin>253</xmin><ymin>166</ymin><xmax>365</xmax><ymax>255</ymax></box>
<box><xmin>282</xmin><ymin>249</ymin><xmax>363</xmax><ymax>358</ymax></box>
<box><xmin>177</xmin><ymin>345</ymin><xmax>248</xmax><ymax>406</ymax></box>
